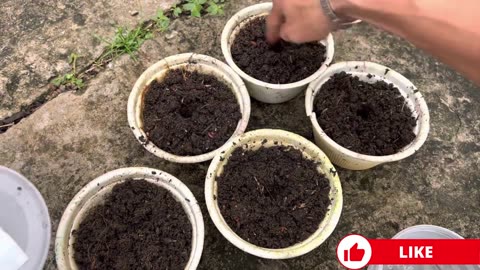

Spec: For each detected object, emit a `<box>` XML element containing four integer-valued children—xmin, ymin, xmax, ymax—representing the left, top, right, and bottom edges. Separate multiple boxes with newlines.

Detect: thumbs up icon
<box><xmin>344</xmin><ymin>243</ymin><xmax>366</xmax><ymax>262</ymax></box>
<box><xmin>337</xmin><ymin>234</ymin><xmax>372</xmax><ymax>269</ymax></box>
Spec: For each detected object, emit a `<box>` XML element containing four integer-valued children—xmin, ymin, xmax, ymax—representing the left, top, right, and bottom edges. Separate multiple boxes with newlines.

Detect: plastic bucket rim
<box><xmin>127</xmin><ymin>53</ymin><xmax>251</xmax><ymax>164</ymax></box>
<box><xmin>393</xmin><ymin>225</ymin><xmax>464</xmax><ymax>239</ymax></box>
<box><xmin>305</xmin><ymin>61</ymin><xmax>431</xmax><ymax>164</ymax></box>
<box><xmin>221</xmin><ymin>2</ymin><xmax>335</xmax><ymax>90</ymax></box>
<box><xmin>0</xmin><ymin>166</ymin><xmax>51</xmax><ymax>270</ymax></box>
<box><xmin>205</xmin><ymin>129</ymin><xmax>343</xmax><ymax>259</ymax></box>
<box><xmin>55</xmin><ymin>167</ymin><xmax>205</xmax><ymax>270</ymax></box>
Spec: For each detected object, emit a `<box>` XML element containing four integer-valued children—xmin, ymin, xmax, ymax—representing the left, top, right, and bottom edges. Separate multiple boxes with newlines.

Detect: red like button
<box><xmin>368</xmin><ymin>239</ymin><xmax>480</xmax><ymax>265</ymax></box>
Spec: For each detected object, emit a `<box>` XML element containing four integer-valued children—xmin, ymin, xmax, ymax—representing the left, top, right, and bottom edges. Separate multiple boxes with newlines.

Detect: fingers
<box><xmin>266</xmin><ymin>0</ymin><xmax>284</xmax><ymax>44</ymax></box>
<box><xmin>280</xmin><ymin>15</ymin><xmax>330</xmax><ymax>43</ymax></box>
<box><xmin>280</xmin><ymin>23</ymin><xmax>304</xmax><ymax>43</ymax></box>
<box><xmin>267</xmin><ymin>0</ymin><xmax>332</xmax><ymax>44</ymax></box>
<box><xmin>280</xmin><ymin>23</ymin><xmax>319</xmax><ymax>43</ymax></box>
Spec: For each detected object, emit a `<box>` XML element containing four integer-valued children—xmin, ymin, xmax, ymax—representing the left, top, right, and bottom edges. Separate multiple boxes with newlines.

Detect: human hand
<box><xmin>266</xmin><ymin>0</ymin><xmax>335</xmax><ymax>44</ymax></box>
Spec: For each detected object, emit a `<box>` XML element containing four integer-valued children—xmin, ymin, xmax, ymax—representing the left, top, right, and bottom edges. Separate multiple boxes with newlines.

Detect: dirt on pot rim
<box><xmin>128</xmin><ymin>53</ymin><xmax>251</xmax><ymax>163</ymax></box>
<box><xmin>305</xmin><ymin>61</ymin><xmax>430</xmax><ymax>170</ymax></box>
<box><xmin>221</xmin><ymin>3</ymin><xmax>334</xmax><ymax>104</ymax></box>
<box><xmin>205</xmin><ymin>129</ymin><xmax>343</xmax><ymax>259</ymax></box>
<box><xmin>55</xmin><ymin>167</ymin><xmax>204</xmax><ymax>270</ymax></box>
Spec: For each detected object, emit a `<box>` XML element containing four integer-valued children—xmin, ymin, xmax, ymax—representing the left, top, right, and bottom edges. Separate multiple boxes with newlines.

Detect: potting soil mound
<box><xmin>314</xmin><ymin>72</ymin><xmax>417</xmax><ymax>156</ymax></box>
<box><xmin>231</xmin><ymin>17</ymin><xmax>326</xmax><ymax>84</ymax></box>
<box><xmin>73</xmin><ymin>180</ymin><xmax>192</xmax><ymax>270</ymax></box>
<box><xmin>143</xmin><ymin>69</ymin><xmax>241</xmax><ymax>156</ymax></box>
<box><xmin>217</xmin><ymin>145</ymin><xmax>331</xmax><ymax>249</ymax></box>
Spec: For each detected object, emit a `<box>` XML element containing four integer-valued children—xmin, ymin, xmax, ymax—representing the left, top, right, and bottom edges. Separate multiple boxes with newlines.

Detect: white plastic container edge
<box><xmin>55</xmin><ymin>167</ymin><xmax>205</xmax><ymax>270</ymax></box>
<box><xmin>205</xmin><ymin>129</ymin><xmax>343</xmax><ymax>259</ymax></box>
<box><xmin>128</xmin><ymin>53</ymin><xmax>251</xmax><ymax>164</ymax></box>
<box><xmin>305</xmin><ymin>61</ymin><xmax>430</xmax><ymax>170</ymax></box>
<box><xmin>221</xmin><ymin>2</ymin><xmax>335</xmax><ymax>104</ymax></box>
<box><xmin>0</xmin><ymin>166</ymin><xmax>51</xmax><ymax>270</ymax></box>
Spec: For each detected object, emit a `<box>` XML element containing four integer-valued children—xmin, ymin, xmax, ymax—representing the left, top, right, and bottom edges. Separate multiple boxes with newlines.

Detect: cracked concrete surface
<box><xmin>0</xmin><ymin>0</ymin><xmax>177</xmax><ymax>121</ymax></box>
<box><xmin>0</xmin><ymin>0</ymin><xmax>479</xmax><ymax>269</ymax></box>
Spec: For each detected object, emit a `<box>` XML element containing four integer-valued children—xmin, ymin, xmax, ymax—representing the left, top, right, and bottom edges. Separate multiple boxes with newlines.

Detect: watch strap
<box><xmin>320</xmin><ymin>0</ymin><xmax>360</xmax><ymax>29</ymax></box>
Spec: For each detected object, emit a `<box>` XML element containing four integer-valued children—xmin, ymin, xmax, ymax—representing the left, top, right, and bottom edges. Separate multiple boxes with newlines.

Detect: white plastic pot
<box><xmin>205</xmin><ymin>129</ymin><xmax>343</xmax><ymax>259</ymax></box>
<box><xmin>368</xmin><ymin>225</ymin><xmax>480</xmax><ymax>270</ymax></box>
<box><xmin>305</xmin><ymin>61</ymin><xmax>430</xmax><ymax>170</ymax></box>
<box><xmin>221</xmin><ymin>3</ymin><xmax>335</xmax><ymax>104</ymax></box>
<box><xmin>55</xmin><ymin>167</ymin><xmax>205</xmax><ymax>270</ymax></box>
<box><xmin>0</xmin><ymin>166</ymin><xmax>51</xmax><ymax>270</ymax></box>
<box><xmin>128</xmin><ymin>53</ymin><xmax>251</xmax><ymax>164</ymax></box>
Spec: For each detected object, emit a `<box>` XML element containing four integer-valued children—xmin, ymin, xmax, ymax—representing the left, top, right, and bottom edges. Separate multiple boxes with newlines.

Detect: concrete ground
<box><xmin>0</xmin><ymin>0</ymin><xmax>479</xmax><ymax>269</ymax></box>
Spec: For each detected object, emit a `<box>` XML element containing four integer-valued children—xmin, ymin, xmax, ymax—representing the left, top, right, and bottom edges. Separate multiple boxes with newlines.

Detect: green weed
<box><xmin>206</xmin><ymin>0</ymin><xmax>225</xmax><ymax>16</ymax></box>
<box><xmin>52</xmin><ymin>53</ymin><xmax>84</xmax><ymax>89</ymax></box>
<box><xmin>155</xmin><ymin>10</ymin><xmax>171</xmax><ymax>32</ymax></box>
<box><xmin>183</xmin><ymin>0</ymin><xmax>205</xmax><ymax>17</ymax></box>
<box><xmin>172</xmin><ymin>5</ymin><xmax>183</xmax><ymax>17</ymax></box>
<box><xmin>98</xmin><ymin>26</ymin><xmax>153</xmax><ymax>61</ymax></box>
<box><xmin>183</xmin><ymin>0</ymin><xmax>225</xmax><ymax>17</ymax></box>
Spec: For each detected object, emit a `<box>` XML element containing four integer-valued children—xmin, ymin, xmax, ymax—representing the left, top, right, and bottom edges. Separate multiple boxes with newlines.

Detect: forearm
<box><xmin>335</xmin><ymin>0</ymin><xmax>480</xmax><ymax>84</ymax></box>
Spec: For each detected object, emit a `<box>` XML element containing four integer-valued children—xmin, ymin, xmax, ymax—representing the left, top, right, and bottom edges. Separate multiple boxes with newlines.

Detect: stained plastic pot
<box><xmin>205</xmin><ymin>129</ymin><xmax>343</xmax><ymax>259</ymax></box>
<box><xmin>0</xmin><ymin>166</ymin><xmax>51</xmax><ymax>270</ymax></box>
<box><xmin>221</xmin><ymin>2</ymin><xmax>335</xmax><ymax>104</ymax></box>
<box><xmin>306</xmin><ymin>61</ymin><xmax>430</xmax><ymax>170</ymax></box>
<box><xmin>128</xmin><ymin>53</ymin><xmax>251</xmax><ymax>164</ymax></box>
<box><xmin>55</xmin><ymin>167</ymin><xmax>205</xmax><ymax>270</ymax></box>
<box><xmin>368</xmin><ymin>225</ymin><xmax>480</xmax><ymax>270</ymax></box>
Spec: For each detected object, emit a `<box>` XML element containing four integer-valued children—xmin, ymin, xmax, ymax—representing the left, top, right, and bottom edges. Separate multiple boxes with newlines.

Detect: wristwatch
<box><xmin>320</xmin><ymin>0</ymin><xmax>361</xmax><ymax>29</ymax></box>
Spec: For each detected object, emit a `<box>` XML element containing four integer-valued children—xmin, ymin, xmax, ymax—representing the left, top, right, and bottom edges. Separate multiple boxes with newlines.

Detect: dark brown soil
<box><xmin>73</xmin><ymin>179</ymin><xmax>192</xmax><ymax>270</ymax></box>
<box><xmin>217</xmin><ymin>145</ymin><xmax>331</xmax><ymax>249</ymax></box>
<box><xmin>142</xmin><ymin>69</ymin><xmax>242</xmax><ymax>156</ymax></box>
<box><xmin>231</xmin><ymin>17</ymin><xmax>326</xmax><ymax>84</ymax></box>
<box><xmin>314</xmin><ymin>72</ymin><xmax>417</xmax><ymax>156</ymax></box>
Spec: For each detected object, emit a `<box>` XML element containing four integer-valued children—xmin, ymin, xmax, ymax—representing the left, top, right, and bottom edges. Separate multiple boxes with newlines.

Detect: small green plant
<box><xmin>206</xmin><ymin>0</ymin><xmax>225</xmax><ymax>16</ymax></box>
<box><xmin>172</xmin><ymin>5</ymin><xmax>183</xmax><ymax>17</ymax></box>
<box><xmin>155</xmin><ymin>10</ymin><xmax>171</xmax><ymax>32</ymax></box>
<box><xmin>183</xmin><ymin>0</ymin><xmax>206</xmax><ymax>18</ymax></box>
<box><xmin>182</xmin><ymin>0</ymin><xmax>224</xmax><ymax>17</ymax></box>
<box><xmin>98</xmin><ymin>26</ymin><xmax>153</xmax><ymax>61</ymax></box>
<box><xmin>52</xmin><ymin>53</ymin><xmax>84</xmax><ymax>89</ymax></box>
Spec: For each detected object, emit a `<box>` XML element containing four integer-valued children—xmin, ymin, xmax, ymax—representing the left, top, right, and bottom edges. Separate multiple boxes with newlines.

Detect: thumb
<box><xmin>350</xmin><ymin>243</ymin><xmax>359</xmax><ymax>250</ymax></box>
<box><xmin>266</xmin><ymin>0</ymin><xmax>284</xmax><ymax>44</ymax></box>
